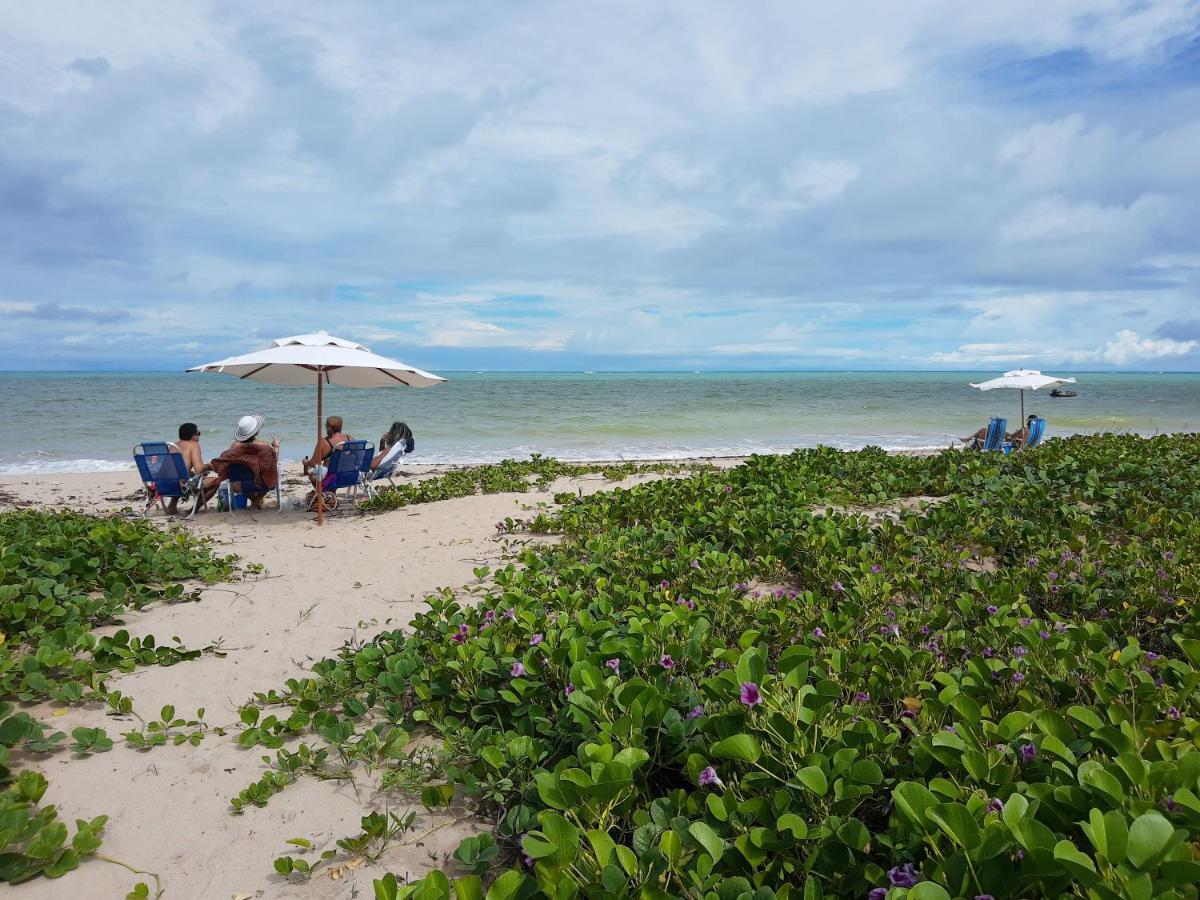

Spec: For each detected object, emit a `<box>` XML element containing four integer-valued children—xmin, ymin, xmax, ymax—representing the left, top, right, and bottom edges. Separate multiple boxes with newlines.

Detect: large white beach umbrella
<box><xmin>188</xmin><ymin>332</ymin><xmax>446</xmax><ymax>523</ymax></box>
<box><xmin>969</xmin><ymin>369</ymin><xmax>1076</xmax><ymax>425</ymax></box>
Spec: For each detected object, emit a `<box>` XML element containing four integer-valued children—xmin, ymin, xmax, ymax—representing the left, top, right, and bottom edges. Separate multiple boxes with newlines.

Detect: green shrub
<box><xmin>244</xmin><ymin>435</ymin><xmax>1200</xmax><ymax>898</ymax></box>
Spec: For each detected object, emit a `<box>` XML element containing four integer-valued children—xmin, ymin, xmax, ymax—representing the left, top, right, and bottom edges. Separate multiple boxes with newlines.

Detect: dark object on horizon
<box><xmin>1049</xmin><ymin>389</ymin><xmax>1077</xmax><ymax>398</ymax></box>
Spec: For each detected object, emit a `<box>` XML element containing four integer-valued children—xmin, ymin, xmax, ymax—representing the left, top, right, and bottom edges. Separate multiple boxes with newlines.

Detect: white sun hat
<box><xmin>234</xmin><ymin>414</ymin><xmax>265</xmax><ymax>442</ymax></box>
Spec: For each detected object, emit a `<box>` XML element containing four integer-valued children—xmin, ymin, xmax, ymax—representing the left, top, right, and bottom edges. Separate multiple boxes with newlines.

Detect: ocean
<box><xmin>0</xmin><ymin>371</ymin><xmax>1196</xmax><ymax>474</ymax></box>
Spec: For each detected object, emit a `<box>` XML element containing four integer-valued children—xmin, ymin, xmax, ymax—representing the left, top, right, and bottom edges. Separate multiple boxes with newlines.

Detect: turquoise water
<box><xmin>0</xmin><ymin>371</ymin><xmax>1196</xmax><ymax>473</ymax></box>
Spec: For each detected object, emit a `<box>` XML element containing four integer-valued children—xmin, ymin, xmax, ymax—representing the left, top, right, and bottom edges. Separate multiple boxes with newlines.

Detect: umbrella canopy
<box><xmin>188</xmin><ymin>332</ymin><xmax>446</xmax><ymax>523</ymax></box>
<box><xmin>969</xmin><ymin>369</ymin><xmax>1076</xmax><ymax>424</ymax></box>
<box><xmin>187</xmin><ymin>333</ymin><xmax>445</xmax><ymax>388</ymax></box>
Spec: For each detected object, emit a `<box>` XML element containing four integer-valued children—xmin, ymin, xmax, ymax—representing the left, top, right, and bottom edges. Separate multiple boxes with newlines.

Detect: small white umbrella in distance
<box><xmin>188</xmin><ymin>332</ymin><xmax>446</xmax><ymax>523</ymax></box>
<box><xmin>969</xmin><ymin>369</ymin><xmax>1076</xmax><ymax>424</ymax></box>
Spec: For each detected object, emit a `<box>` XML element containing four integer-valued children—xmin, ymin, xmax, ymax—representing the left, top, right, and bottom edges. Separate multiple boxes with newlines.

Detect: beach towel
<box><xmin>210</xmin><ymin>442</ymin><xmax>279</xmax><ymax>491</ymax></box>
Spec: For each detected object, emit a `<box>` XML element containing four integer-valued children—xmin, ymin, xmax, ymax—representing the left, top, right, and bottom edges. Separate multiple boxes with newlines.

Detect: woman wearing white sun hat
<box><xmin>202</xmin><ymin>415</ymin><xmax>281</xmax><ymax>509</ymax></box>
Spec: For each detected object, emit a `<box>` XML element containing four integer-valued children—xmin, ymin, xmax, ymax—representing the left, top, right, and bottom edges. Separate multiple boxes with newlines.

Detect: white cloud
<box><xmin>1095</xmin><ymin>329</ymin><xmax>1198</xmax><ymax>365</ymax></box>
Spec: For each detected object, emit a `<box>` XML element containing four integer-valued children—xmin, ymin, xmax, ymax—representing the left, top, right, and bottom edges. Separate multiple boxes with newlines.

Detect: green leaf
<box><xmin>540</xmin><ymin>812</ymin><xmax>580</xmax><ymax>867</ymax></box>
<box><xmin>796</xmin><ymin>766</ymin><xmax>828</xmax><ymax>796</ymax></box>
<box><xmin>710</xmin><ymin>734</ymin><xmax>762</xmax><ymax>763</ymax></box>
<box><xmin>928</xmin><ymin>803</ymin><xmax>981</xmax><ymax>851</ymax></box>
<box><xmin>484</xmin><ymin>870</ymin><xmax>527</xmax><ymax>900</ymax></box>
<box><xmin>1053</xmin><ymin>840</ymin><xmax>1098</xmax><ymax>882</ymax></box>
<box><xmin>1126</xmin><ymin>812</ymin><xmax>1174</xmax><ymax>870</ymax></box>
<box><xmin>907</xmin><ymin>883</ymin><xmax>951</xmax><ymax>900</ymax></box>
<box><xmin>690</xmin><ymin>821</ymin><xmax>725</xmax><ymax>863</ymax></box>
<box><xmin>893</xmin><ymin>782</ymin><xmax>938</xmax><ymax>829</ymax></box>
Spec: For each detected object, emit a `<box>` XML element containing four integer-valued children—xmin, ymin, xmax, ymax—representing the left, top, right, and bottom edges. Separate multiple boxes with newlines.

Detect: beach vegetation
<box><xmin>0</xmin><ymin>508</ymin><xmax>239</xmax><ymax>884</ymax></box>
<box><xmin>361</xmin><ymin>454</ymin><xmax>699</xmax><ymax>512</ymax></box>
<box><xmin>236</xmin><ymin>434</ymin><xmax>1200</xmax><ymax>898</ymax></box>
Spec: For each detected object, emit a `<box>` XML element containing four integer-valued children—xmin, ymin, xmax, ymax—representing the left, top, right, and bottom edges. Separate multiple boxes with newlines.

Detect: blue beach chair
<box><xmin>310</xmin><ymin>440</ymin><xmax>374</xmax><ymax>510</ymax></box>
<box><xmin>218</xmin><ymin>460</ymin><xmax>283</xmax><ymax>514</ymax></box>
<box><xmin>1023</xmin><ymin>416</ymin><xmax>1047</xmax><ymax>449</ymax></box>
<box><xmin>979</xmin><ymin>417</ymin><xmax>1007</xmax><ymax>452</ymax></box>
<box><xmin>133</xmin><ymin>442</ymin><xmax>201</xmax><ymax>518</ymax></box>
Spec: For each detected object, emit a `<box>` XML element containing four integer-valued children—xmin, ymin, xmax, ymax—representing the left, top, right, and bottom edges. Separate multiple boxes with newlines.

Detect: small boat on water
<box><xmin>1049</xmin><ymin>388</ymin><xmax>1077</xmax><ymax>398</ymax></box>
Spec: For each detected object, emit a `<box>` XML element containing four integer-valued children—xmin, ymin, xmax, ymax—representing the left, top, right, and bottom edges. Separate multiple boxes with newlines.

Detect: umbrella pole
<box><xmin>1020</xmin><ymin>389</ymin><xmax>1025</xmax><ymax>427</ymax></box>
<box><xmin>316</xmin><ymin>371</ymin><xmax>324</xmax><ymax>526</ymax></box>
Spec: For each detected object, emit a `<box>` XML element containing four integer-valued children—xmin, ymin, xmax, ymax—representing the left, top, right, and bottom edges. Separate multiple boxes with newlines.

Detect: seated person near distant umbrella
<box><xmin>303</xmin><ymin>415</ymin><xmax>351</xmax><ymax>489</ymax></box>
<box><xmin>202</xmin><ymin>415</ymin><xmax>281</xmax><ymax>509</ymax></box>
<box><xmin>1006</xmin><ymin>414</ymin><xmax>1037</xmax><ymax>449</ymax></box>
<box><xmin>961</xmin><ymin>414</ymin><xmax>1036</xmax><ymax>450</ymax></box>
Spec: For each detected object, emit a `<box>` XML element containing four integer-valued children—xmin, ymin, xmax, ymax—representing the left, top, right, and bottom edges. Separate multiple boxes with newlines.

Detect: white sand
<box><xmin>0</xmin><ymin>463</ymin><xmax>699</xmax><ymax>900</ymax></box>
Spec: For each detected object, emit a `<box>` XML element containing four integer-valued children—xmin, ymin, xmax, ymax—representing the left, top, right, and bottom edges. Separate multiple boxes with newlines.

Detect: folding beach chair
<box><xmin>218</xmin><ymin>459</ymin><xmax>283</xmax><ymax>514</ymax></box>
<box><xmin>979</xmin><ymin>417</ymin><xmax>1007</xmax><ymax>452</ymax></box>
<box><xmin>310</xmin><ymin>440</ymin><xmax>374</xmax><ymax>511</ymax></box>
<box><xmin>133</xmin><ymin>442</ymin><xmax>202</xmax><ymax>518</ymax></box>
<box><xmin>358</xmin><ymin>441</ymin><xmax>408</xmax><ymax>499</ymax></box>
<box><xmin>1023</xmin><ymin>416</ymin><xmax>1047</xmax><ymax>449</ymax></box>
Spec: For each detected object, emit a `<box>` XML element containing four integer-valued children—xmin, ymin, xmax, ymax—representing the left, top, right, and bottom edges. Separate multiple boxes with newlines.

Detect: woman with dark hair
<box><xmin>371</xmin><ymin>421</ymin><xmax>414</xmax><ymax>471</ymax></box>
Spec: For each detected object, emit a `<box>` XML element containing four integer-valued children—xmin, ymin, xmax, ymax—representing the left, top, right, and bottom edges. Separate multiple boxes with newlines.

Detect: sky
<box><xmin>1</xmin><ymin>1</ymin><xmax>1199</xmax><ymax>372</ymax></box>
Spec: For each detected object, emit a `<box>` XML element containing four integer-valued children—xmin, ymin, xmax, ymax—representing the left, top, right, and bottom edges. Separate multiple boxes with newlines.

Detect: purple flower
<box><xmin>1055</xmin><ymin>621</ymin><xmax>1068</xmax><ymax>633</ymax></box>
<box><xmin>606</xmin><ymin>658</ymin><xmax>621</xmax><ymax>673</ymax></box>
<box><xmin>1164</xmin><ymin>795</ymin><xmax>1177</xmax><ymax>813</ymax></box>
<box><xmin>484</xmin><ymin>610</ymin><xmax>496</xmax><ymax>623</ymax></box>
<box><xmin>854</xmin><ymin>691</ymin><xmax>870</xmax><ymax>703</ymax></box>
<box><xmin>944</xmin><ymin>725</ymin><xmax>957</xmax><ymax>734</ymax></box>
<box><xmin>1048</xmin><ymin>571</ymin><xmax>1059</xmax><ymax>581</ymax></box>
<box><xmin>677</xmin><ymin>597</ymin><xmax>696</xmax><ymax>610</ymax></box>
<box><xmin>452</xmin><ymin>623</ymin><xmax>470</xmax><ymax>643</ymax></box>
<box><xmin>723</xmin><ymin>485</ymin><xmax>732</xmax><ymax>493</ymax></box>
<box><xmin>1164</xmin><ymin>550</ymin><xmax>1175</xmax><ymax>561</ymax></box>
<box><xmin>1099</xmin><ymin>608</ymin><xmax>1109</xmax><ymax>619</ymax></box>
<box><xmin>1019</xmin><ymin>617</ymin><xmax>1032</xmax><ymax>627</ymax></box>
<box><xmin>982</xmin><ymin>647</ymin><xmax>995</xmax><ymax>658</ymax></box>
<box><xmin>1015</xmin><ymin>849</ymin><xmax>1024</xmax><ymax>860</ymax></box>
<box><xmin>1011</xmin><ymin>672</ymin><xmax>1025</xmax><ymax>684</ymax></box>
<box><xmin>812</xmin><ymin>627</ymin><xmax>825</xmax><ymax>639</ymax></box>
<box><xmin>1146</xmin><ymin>651</ymin><xmax>1160</xmax><ymax>661</ymax></box>
<box><xmin>869</xmin><ymin>890</ymin><xmax>888</xmax><ymax>900</ymax></box>
<box><xmin>885</xmin><ymin>608</ymin><xmax>896</xmax><ymax>621</ymax></box>
<box><xmin>774</xmin><ymin>588</ymin><xmax>785</xmax><ymax>598</ymax></box>
<box><xmin>887</xmin><ymin>863</ymin><xmax>920</xmax><ymax>887</ymax></box>
<box><xmin>1014</xmin><ymin>645</ymin><xmax>1028</xmax><ymax>658</ymax></box>
<box><xmin>787</xmin><ymin>590</ymin><xmax>798</xmax><ymax>600</ymax></box>
<box><xmin>660</xmin><ymin>580</ymin><xmax>670</xmax><ymax>589</ymax></box>
<box><xmin>986</xmin><ymin>605</ymin><xmax>998</xmax><ymax>615</ymax></box>
<box><xmin>1026</xmin><ymin>556</ymin><xmax>1038</xmax><ymax>568</ymax></box>
<box><xmin>879</xmin><ymin>626</ymin><xmax>890</xmax><ymax>635</ymax></box>
<box><xmin>734</xmin><ymin>582</ymin><xmax>748</xmax><ymax>591</ymax></box>
<box><xmin>699</xmin><ymin>765</ymin><xmax>722</xmax><ymax>787</ymax></box>
<box><xmin>522</xmin><ymin>853</ymin><xmax>534</xmax><ymax>869</ymax></box>
<box><xmin>920</xmin><ymin>625</ymin><xmax>930</xmax><ymax>635</ymax></box>
<box><xmin>1167</xmin><ymin>706</ymin><xmax>1181</xmax><ymax>720</ymax></box>
<box><xmin>1157</xmin><ymin>569</ymin><xmax>1168</xmax><ymax>579</ymax></box>
<box><xmin>505</xmin><ymin>608</ymin><xmax>516</xmax><ymax>620</ymax></box>
<box><xmin>660</xmin><ymin>654</ymin><xmax>675</xmax><ymax>670</ymax></box>
<box><xmin>986</xmin><ymin>797</ymin><xmax>1003</xmax><ymax>814</ymax></box>
<box><xmin>871</xmin><ymin>564</ymin><xmax>881</xmax><ymax>574</ymax></box>
<box><xmin>740</xmin><ymin>682</ymin><xmax>762</xmax><ymax>706</ymax></box>
<box><xmin>832</xmin><ymin>580</ymin><xmax>844</xmax><ymax>593</ymax></box>
<box><xmin>1038</xmin><ymin>630</ymin><xmax>1051</xmax><ymax>640</ymax></box>
<box><xmin>690</xmin><ymin>560</ymin><xmax>701</xmax><ymax>570</ymax></box>
<box><xmin>687</xmin><ymin>704</ymin><xmax>704</xmax><ymax>720</ymax></box>
<box><xmin>1019</xmin><ymin>743</ymin><xmax>1037</xmax><ymax>763</ymax></box>
<box><xmin>511</xmin><ymin>661</ymin><xmax>525</xmax><ymax>677</ymax></box>
<box><xmin>564</xmin><ymin>682</ymin><xmax>575</xmax><ymax>696</ymax></box>
<box><xmin>530</xmin><ymin>633</ymin><xmax>543</xmax><ymax>646</ymax></box>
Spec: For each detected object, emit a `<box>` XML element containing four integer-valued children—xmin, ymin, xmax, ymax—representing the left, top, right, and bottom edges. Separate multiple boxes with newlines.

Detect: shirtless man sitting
<box><xmin>166</xmin><ymin>422</ymin><xmax>211</xmax><ymax>515</ymax></box>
